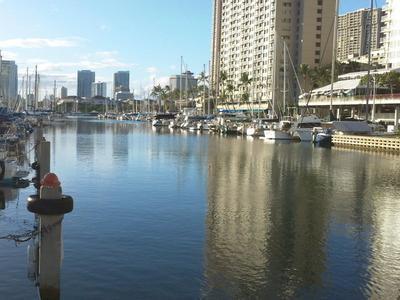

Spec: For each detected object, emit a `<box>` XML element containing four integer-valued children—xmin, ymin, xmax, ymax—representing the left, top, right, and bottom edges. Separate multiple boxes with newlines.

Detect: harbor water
<box><xmin>1</xmin><ymin>119</ymin><xmax>400</xmax><ymax>299</ymax></box>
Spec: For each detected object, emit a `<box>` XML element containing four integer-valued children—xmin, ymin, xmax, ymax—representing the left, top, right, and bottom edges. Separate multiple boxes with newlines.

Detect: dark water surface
<box><xmin>1</xmin><ymin>119</ymin><xmax>400</xmax><ymax>299</ymax></box>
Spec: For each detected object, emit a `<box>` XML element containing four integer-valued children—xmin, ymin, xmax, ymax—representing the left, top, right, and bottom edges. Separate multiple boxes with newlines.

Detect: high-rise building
<box><xmin>169</xmin><ymin>71</ymin><xmax>198</xmax><ymax>92</ymax></box>
<box><xmin>91</xmin><ymin>82</ymin><xmax>107</xmax><ymax>97</ymax></box>
<box><xmin>337</xmin><ymin>8</ymin><xmax>382</xmax><ymax>62</ymax></box>
<box><xmin>77</xmin><ymin>70</ymin><xmax>95</xmax><ymax>98</ymax></box>
<box><xmin>113</xmin><ymin>71</ymin><xmax>130</xmax><ymax>94</ymax></box>
<box><xmin>211</xmin><ymin>0</ymin><xmax>335</xmax><ymax>108</ymax></box>
<box><xmin>0</xmin><ymin>59</ymin><xmax>18</xmax><ymax>103</ymax></box>
<box><xmin>384</xmin><ymin>0</ymin><xmax>400</xmax><ymax>68</ymax></box>
<box><xmin>61</xmin><ymin>86</ymin><xmax>68</xmax><ymax>99</ymax></box>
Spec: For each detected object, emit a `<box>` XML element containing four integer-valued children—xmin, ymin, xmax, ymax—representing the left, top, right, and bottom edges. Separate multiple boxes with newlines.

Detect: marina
<box><xmin>1</xmin><ymin>0</ymin><xmax>400</xmax><ymax>298</ymax></box>
<box><xmin>0</xmin><ymin>118</ymin><xmax>400</xmax><ymax>298</ymax></box>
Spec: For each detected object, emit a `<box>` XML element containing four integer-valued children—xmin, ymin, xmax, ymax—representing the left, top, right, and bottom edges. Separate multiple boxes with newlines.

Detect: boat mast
<box><xmin>179</xmin><ymin>56</ymin><xmax>183</xmax><ymax>112</ymax></box>
<box><xmin>329</xmin><ymin>0</ymin><xmax>339</xmax><ymax>120</ymax></box>
<box><xmin>208</xmin><ymin>60</ymin><xmax>211</xmax><ymax>115</ymax></box>
<box><xmin>53</xmin><ymin>80</ymin><xmax>57</xmax><ymax>112</ymax></box>
<box><xmin>34</xmin><ymin>65</ymin><xmax>38</xmax><ymax>111</ymax></box>
<box><xmin>25</xmin><ymin>67</ymin><xmax>29</xmax><ymax>111</ymax></box>
<box><xmin>365</xmin><ymin>0</ymin><xmax>374</xmax><ymax>121</ymax></box>
<box><xmin>185</xmin><ymin>64</ymin><xmax>189</xmax><ymax>107</ymax></box>
<box><xmin>203</xmin><ymin>63</ymin><xmax>206</xmax><ymax>115</ymax></box>
<box><xmin>271</xmin><ymin>30</ymin><xmax>277</xmax><ymax>119</ymax></box>
<box><xmin>283</xmin><ymin>39</ymin><xmax>287</xmax><ymax>116</ymax></box>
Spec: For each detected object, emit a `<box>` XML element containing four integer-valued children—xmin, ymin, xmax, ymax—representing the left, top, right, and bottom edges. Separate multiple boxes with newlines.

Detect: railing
<box><xmin>333</xmin><ymin>135</ymin><xmax>400</xmax><ymax>151</ymax></box>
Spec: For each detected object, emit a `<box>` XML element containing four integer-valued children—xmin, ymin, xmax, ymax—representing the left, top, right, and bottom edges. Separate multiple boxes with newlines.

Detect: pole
<box><xmin>283</xmin><ymin>40</ymin><xmax>287</xmax><ymax>116</ymax></box>
<box><xmin>208</xmin><ymin>60</ymin><xmax>211</xmax><ymax>115</ymax></box>
<box><xmin>179</xmin><ymin>56</ymin><xmax>183</xmax><ymax>112</ymax></box>
<box><xmin>329</xmin><ymin>0</ymin><xmax>339</xmax><ymax>118</ymax></box>
<box><xmin>53</xmin><ymin>80</ymin><xmax>57</xmax><ymax>112</ymax></box>
<box><xmin>372</xmin><ymin>75</ymin><xmax>376</xmax><ymax>121</ymax></box>
<box><xmin>25</xmin><ymin>67</ymin><xmax>29</xmax><ymax>111</ymax></box>
<box><xmin>185</xmin><ymin>64</ymin><xmax>189</xmax><ymax>108</ymax></box>
<box><xmin>365</xmin><ymin>0</ymin><xmax>374</xmax><ymax>121</ymax></box>
<box><xmin>203</xmin><ymin>64</ymin><xmax>206</xmax><ymax>115</ymax></box>
<box><xmin>34</xmin><ymin>65</ymin><xmax>38</xmax><ymax>111</ymax></box>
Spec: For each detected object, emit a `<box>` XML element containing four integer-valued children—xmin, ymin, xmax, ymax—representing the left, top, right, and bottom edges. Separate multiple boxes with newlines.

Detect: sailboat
<box><xmin>264</xmin><ymin>39</ymin><xmax>293</xmax><ymax>140</ymax></box>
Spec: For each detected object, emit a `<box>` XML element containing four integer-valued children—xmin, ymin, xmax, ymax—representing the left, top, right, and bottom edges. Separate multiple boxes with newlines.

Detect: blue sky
<box><xmin>0</xmin><ymin>0</ymin><xmax>386</xmax><ymax>98</ymax></box>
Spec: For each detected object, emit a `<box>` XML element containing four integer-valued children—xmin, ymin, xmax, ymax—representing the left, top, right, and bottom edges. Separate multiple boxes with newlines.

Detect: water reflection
<box><xmin>204</xmin><ymin>141</ymin><xmax>400</xmax><ymax>298</ymax></box>
<box><xmin>0</xmin><ymin>188</ymin><xmax>18</xmax><ymax>210</ymax></box>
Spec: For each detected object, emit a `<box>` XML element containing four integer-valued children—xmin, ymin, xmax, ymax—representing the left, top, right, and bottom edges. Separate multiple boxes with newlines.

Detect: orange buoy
<box><xmin>41</xmin><ymin>173</ymin><xmax>61</xmax><ymax>188</ymax></box>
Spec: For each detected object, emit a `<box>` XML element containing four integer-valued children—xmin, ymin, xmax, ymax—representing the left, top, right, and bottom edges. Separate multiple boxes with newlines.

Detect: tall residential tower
<box><xmin>211</xmin><ymin>0</ymin><xmax>335</xmax><ymax>110</ymax></box>
<box><xmin>0</xmin><ymin>60</ymin><xmax>18</xmax><ymax>103</ymax></box>
<box><xmin>77</xmin><ymin>70</ymin><xmax>95</xmax><ymax>98</ymax></box>
<box><xmin>337</xmin><ymin>8</ymin><xmax>383</xmax><ymax>62</ymax></box>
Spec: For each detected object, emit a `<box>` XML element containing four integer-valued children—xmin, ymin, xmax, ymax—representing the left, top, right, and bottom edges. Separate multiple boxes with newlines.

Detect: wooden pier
<box><xmin>332</xmin><ymin>135</ymin><xmax>400</xmax><ymax>152</ymax></box>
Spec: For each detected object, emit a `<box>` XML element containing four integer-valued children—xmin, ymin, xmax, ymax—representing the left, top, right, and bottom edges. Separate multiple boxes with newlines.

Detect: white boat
<box><xmin>264</xmin><ymin>129</ymin><xmax>292</xmax><ymax>140</ymax></box>
<box><xmin>291</xmin><ymin>115</ymin><xmax>322</xmax><ymax>142</ymax></box>
<box><xmin>263</xmin><ymin>119</ymin><xmax>292</xmax><ymax>140</ymax></box>
<box><xmin>246</xmin><ymin>127</ymin><xmax>256</xmax><ymax>136</ymax></box>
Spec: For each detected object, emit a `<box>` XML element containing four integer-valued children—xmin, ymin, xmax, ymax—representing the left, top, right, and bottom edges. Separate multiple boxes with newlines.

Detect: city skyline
<box><xmin>0</xmin><ymin>0</ymin><xmax>386</xmax><ymax>99</ymax></box>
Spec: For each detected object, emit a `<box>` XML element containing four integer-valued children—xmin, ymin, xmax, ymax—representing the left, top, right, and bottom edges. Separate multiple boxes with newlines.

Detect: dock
<box><xmin>332</xmin><ymin>135</ymin><xmax>400</xmax><ymax>152</ymax></box>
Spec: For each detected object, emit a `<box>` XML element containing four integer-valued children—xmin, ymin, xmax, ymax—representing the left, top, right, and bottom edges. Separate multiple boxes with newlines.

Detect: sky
<box><xmin>0</xmin><ymin>0</ymin><xmax>386</xmax><ymax>99</ymax></box>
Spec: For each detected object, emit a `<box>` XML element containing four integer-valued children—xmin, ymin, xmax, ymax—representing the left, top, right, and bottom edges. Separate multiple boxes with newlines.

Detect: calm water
<box><xmin>1</xmin><ymin>119</ymin><xmax>400</xmax><ymax>299</ymax></box>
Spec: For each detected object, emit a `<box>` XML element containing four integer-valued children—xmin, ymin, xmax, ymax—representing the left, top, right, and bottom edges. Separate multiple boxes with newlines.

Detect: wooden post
<box><xmin>39</xmin><ymin>213</ymin><xmax>63</xmax><ymax>300</ymax></box>
<box><xmin>27</xmin><ymin>173</ymin><xmax>74</xmax><ymax>300</ymax></box>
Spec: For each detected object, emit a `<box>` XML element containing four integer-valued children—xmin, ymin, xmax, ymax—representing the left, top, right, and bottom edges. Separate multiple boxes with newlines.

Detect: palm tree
<box><xmin>299</xmin><ymin>64</ymin><xmax>311</xmax><ymax>92</ymax></box>
<box><xmin>226</xmin><ymin>81</ymin><xmax>236</xmax><ymax>110</ymax></box>
<box><xmin>220</xmin><ymin>71</ymin><xmax>228</xmax><ymax>102</ymax></box>
<box><xmin>239</xmin><ymin>72</ymin><xmax>252</xmax><ymax>111</ymax></box>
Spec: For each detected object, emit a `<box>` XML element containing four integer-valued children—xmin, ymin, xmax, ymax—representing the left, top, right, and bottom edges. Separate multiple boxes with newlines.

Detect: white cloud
<box><xmin>0</xmin><ymin>37</ymin><xmax>82</xmax><ymax>49</ymax></box>
<box><xmin>22</xmin><ymin>51</ymin><xmax>134</xmax><ymax>73</ymax></box>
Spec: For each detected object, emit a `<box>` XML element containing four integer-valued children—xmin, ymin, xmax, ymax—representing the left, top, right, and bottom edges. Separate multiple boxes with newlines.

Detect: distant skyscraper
<box><xmin>77</xmin><ymin>70</ymin><xmax>95</xmax><ymax>98</ymax></box>
<box><xmin>0</xmin><ymin>60</ymin><xmax>18</xmax><ymax>103</ymax></box>
<box><xmin>113</xmin><ymin>71</ymin><xmax>130</xmax><ymax>94</ymax></box>
<box><xmin>169</xmin><ymin>71</ymin><xmax>198</xmax><ymax>92</ymax></box>
<box><xmin>91</xmin><ymin>82</ymin><xmax>107</xmax><ymax>97</ymax></box>
<box><xmin>337</xmin><ymin>8</ymin><xmax>382</xmax><ymax>62</ymax></box>
<box><xmin>61</xmin><ymin>86</ymin><xmax>68</xmax><ymax>98</ymax></box>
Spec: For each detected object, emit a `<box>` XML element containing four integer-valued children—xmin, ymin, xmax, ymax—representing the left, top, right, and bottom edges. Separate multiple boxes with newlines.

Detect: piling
<box><xmin>27</xmin><ymin>173</ymin><xmax>73</xmax><ymax>300</ymax></box>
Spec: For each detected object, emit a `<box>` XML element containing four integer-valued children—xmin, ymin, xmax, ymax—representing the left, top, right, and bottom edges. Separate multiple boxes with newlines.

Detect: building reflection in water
<box><xmin>203</xmin><ymin>139</ymin><xmax>400</xmax><ymax>298</ymax></box>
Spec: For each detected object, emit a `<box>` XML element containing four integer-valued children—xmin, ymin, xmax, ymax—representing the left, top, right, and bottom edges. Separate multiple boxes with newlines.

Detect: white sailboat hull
<box><xmin>264</xmin><ymin>130</ymin><xmax>292</xmax><ymax>140</ymax></box>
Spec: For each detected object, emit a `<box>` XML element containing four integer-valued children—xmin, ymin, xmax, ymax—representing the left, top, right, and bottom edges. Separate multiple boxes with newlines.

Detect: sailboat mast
<box><xmin>203</xmin><ymin>63</ymin><xmax>206</xmax><ymax>115</ymax></box>
<box><xmin>208</xmin><ymin>60</ymin><xmax>211</xmax><ymax>115</ymax></box>
<box><xmin>329</xmin><ymin>0</ymin><xmax>339</xmax><ymax>117</ymax></box>
<box><xmin>25</xmin><ymin>67</ymin><xmax>29</xmax><ymax>111</ymax></box>
<box><xmin>365</xmin><ymin>0</ymin><xmax>374</xmax><ymax>121</ymax></box>
<box><xmin>271</xmin><ymin>31</ymin><xmax>277</xmax><ymax>118</ymax></box>
<box><xmin>34</xmin><ymin>65</ymin><xmax>38</xmax><ymax>111</ymax></box>
<box><xmin>283</xmin><ymin>40</ymin><xmax>287</xmax><ymax>116</ymax></box>
<box><xmin>185</xmin><ymin>64</ymin><xmax>188</xmax><ymax>106</ymax></box>
<box><xmin>53</xmin><ymin>80</ymin><xmax>57</xmax><ymax>111</ymax></box>
<box><xmin>179</xmin><ymin>56</ymin><xmax>183</xmax><ymax>112</ymax></box>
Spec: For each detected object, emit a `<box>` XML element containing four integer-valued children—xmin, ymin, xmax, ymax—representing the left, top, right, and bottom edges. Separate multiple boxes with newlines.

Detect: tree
<box><xmin>239</xmin><ymin>72</ymin><xmax>252</xmax><ymax>106</ymax></box>
<box><xmin>299</xmin><ymin>64</ymin><xmax>311</xmax><ymax>92</ymax></box>
<box><xmin>219</xmin><ymin>71</ymin><xmax>228</xmax><ymax>102</ymax></box>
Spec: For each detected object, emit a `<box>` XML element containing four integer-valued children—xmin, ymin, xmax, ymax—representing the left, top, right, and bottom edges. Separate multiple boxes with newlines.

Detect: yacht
<box><xmin>291</xmin><ymin>115</ymin><xmax>322</xmax><ymax>142</ymax></box>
